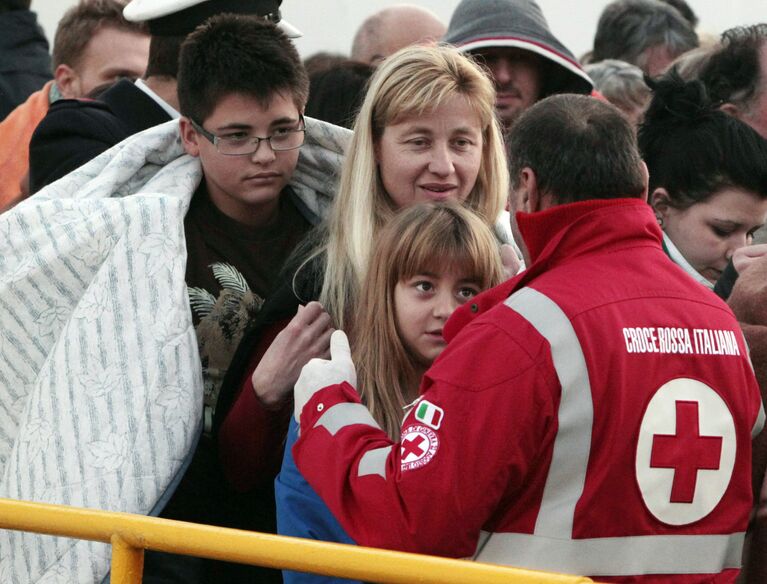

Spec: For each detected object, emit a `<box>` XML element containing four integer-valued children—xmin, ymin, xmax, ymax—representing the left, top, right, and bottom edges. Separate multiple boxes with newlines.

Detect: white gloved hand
<box><xmin>294</xmin><ymin>330</ymin><xmax>357</xmax><ymax>422</ymax></box>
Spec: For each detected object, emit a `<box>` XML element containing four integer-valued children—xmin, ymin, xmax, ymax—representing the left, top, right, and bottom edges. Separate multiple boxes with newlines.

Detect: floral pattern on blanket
<box><xmin>0</xmin><ymin>117</ymin><xmax>349</xmax><ymax>583</ymax></box>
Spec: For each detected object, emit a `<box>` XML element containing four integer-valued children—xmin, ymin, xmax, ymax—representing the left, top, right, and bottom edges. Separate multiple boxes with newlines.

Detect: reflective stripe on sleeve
<box><xmin>357</xmin><ymin>446</ymin><xmax>392</xmax><ymax>479</ymax></box>
<box><xmin>475</xmin><ymin>530</ymin><xmax>745</xmax><ymax>576</ymax></box>
<box><xmin>313</xmin><ymin>402</ymin><xmax>381</xmax><ymax>436</ymax></box>
<box><xmin>753</xmin><ymin>403</ymin><xmax>765</xmax><ymax>439</ymax></box>
<box><xmin>504</xmin><ymin>287</ymin><xmax>593</xmax><ymax>538</ymax></box>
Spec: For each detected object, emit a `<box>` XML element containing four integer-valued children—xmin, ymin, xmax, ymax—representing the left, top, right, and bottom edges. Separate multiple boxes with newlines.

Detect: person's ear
<box><xmin>720</xmin><ymin>102</ymin><xmax>740</xmax><ymax>118</ymax></box>
<box><xmin>373</xmin><ymin>138</ymin><xmax>381</xmax><ymax>164</ymax></box>
<box><xmin>179</xmin><ymin>117</ymin><xmax>201</xmax><ymax>157</ymax></box>
<box><xmin>650</xmin><ymin>187</ymin><xmax>672</xmax><ymax>225</ymax></box>
<box><xmin>638</xmin><ymin>160</ymin><xmax>649</xmax><ymax>203</ymax></box>
<box><xmin>54</xmin><ymin>64</ymin><xmax>81</xmax><ymax>99</ymax></box>
<box><xmin>519</xmin><ymin>167</ymin><xmax>541</xmax><ymax>213</ymax></box>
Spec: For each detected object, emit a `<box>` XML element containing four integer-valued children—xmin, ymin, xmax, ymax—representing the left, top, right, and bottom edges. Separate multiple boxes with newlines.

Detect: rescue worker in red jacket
<box><xmin>293</xmin><ymin>94</ymin><xmax>764</xmax><ymax>582</ymax></box>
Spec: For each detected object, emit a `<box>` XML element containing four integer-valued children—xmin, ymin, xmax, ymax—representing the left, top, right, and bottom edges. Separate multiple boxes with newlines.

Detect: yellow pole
<box><xmin>0</xmin><ymin>498</ymin><xmax>593</xmax><ymax>584</ymax></box>
<box><xmin>110</xmin><ymin>534</ymin><xmax>144</xmax><ymax>584</ymax></box>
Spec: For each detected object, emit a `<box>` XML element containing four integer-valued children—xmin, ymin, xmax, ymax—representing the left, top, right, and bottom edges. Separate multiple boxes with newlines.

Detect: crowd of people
<box><xmin>1</xmin><ymin>0</ymin><xmax>767</xmax><ymax>583</ymax></box>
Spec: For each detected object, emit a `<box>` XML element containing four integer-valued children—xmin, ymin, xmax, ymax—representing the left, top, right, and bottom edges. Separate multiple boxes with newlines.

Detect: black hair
<box><xmin>638</xmin><ymin>73</ymin><xmax>767</xmax><ymax>208</ymax></box>
<box><xmin>145</xmin><ymin>35</ymin><xmax>185</xmax><ymax>78</ymax></box>
<box><xmin>508</xmin><ymin>94</ymin><xmax>646</xmax><ymax>204</ymax></box>
<box><xmin>303</xmin><ymin>52</ymin><xmax>347</xmax><ymax>77</ymax></box>
<box><xmin>178</xmin><ymin>14</ymin><xmax>308</xmax><ymax>123</ymax></box>
<box><xmin>305</xmin><ymin>60</ymin><xmax>374</xmax><ymax>129</ymax></box>
<box><xmin>699</xmin><ymin>25</ymin><xmax>767</xmax><ymax>108</ymax></box>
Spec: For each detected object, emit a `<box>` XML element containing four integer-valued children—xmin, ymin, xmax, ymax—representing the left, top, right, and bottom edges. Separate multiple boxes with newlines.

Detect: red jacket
<box><xmin>295</xmin><ymin>199</ymin><xmax>763</xmax><ymax>582</ymax></box>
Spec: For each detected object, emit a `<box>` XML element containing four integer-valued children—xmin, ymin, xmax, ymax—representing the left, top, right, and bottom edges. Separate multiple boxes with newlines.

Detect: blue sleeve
<box><xmin>275</xmin><ymin>418</ymin><xmax>360</xmax><ymax>584</ymax></box>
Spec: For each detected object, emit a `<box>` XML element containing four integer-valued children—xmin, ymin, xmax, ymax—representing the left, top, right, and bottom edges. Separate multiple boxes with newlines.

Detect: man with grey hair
<box><xmin>443</xmin><ymin>0</ymin><xmax>593</xmax><ymax>132</ymax></box>
<box><xmin>585</xmin><ymin>59</ymin><xmax>650</xmax><ymax>126</ymax></box>
<box><xmin>592</xmin><ymin>0</ymin><xmax>698</xmax><ymax>77</ymax></box>
<box><xmin>350</xmin><ymin>5</ymin><xmax>445</xmax><ymax>66</ymax></box>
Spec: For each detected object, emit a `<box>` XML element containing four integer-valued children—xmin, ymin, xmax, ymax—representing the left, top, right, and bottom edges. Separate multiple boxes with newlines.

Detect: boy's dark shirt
<box><xmin>184</xmin><ymin>181</ymin><xmax>312</xmax><ymax>306</ymax></box>
<box><xmin>159</xmin><ymin>182</ymin><xmax>310</xmax><ymax>583</ymax></box>
<box><xmin>184</xmin><ymin>181</ymin><xmax>311</xmax><ymax>421</ymax></box>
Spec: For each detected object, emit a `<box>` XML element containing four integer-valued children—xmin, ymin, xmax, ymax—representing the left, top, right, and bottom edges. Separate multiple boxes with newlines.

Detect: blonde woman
<box><xmin>217</xmin><ymin>44</ymin><xmax>515</xmax><ymax>495</ymax></box>
<box><xmin>277</xmin><ymin>203</ymin><xmax>504</xmax><ymax>584</ymax></box>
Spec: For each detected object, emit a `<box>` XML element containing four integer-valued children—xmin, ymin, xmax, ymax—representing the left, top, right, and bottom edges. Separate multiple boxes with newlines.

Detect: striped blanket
<box><xmin>0</xmin><ymin>117</ymin><xmax>348</xmax><ymax>583</ymax></box>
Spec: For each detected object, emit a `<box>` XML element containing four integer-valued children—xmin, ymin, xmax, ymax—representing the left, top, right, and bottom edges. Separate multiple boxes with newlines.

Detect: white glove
<box><xmin>294</xmin><ymin>330</ymin><xmax>357</xmax><ymax>422</ymax></box>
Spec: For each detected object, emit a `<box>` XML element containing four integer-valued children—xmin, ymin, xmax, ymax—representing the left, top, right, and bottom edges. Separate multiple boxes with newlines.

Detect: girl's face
<box><xmin>394</xmin><ymin>266</ymin><xmax>481</xmax><ymax>366</ymax></box>
<box><xmin>655</xmin><ymin>187</ymin><xmax>767</xmax><ymax>283</ymax></box>
<box><xmin>375</xmin><ymin>94</ymin><xmax>484</xmax><ymax>209</ymax></box>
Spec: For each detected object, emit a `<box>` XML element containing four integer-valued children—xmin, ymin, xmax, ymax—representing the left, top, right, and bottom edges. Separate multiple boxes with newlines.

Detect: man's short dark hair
<box><xmin>178</xmin><ymin>14</ymin><xmax>309</xmax><ymax>123</ymax></box>
<box><xmin>52</xmin><ymin>0</ymin><xmax>148</xmax><ymax>69</ymax></box>
<box><xmin>699</xmin><ymin>24</ymin><xmax>767</xmax><ymax>109</ymax></box>
<box><xmin>639</xmin><ymin>74</ymin><xmax>767</xmax><ymax>208</ymax></box>
<box><xmin>144</xmin><ymin>35</ymin><xmax>185</xmax><ymax>78</ymax></box>
<box><xmin>508</xmin><ymin>94</ymin><xmax>646</xmax><ymax>204</ymax></box>
<box><xmin>592</xmin><ymin>0</ymin><xmax>698</xmax><ymax>71</ymax></box>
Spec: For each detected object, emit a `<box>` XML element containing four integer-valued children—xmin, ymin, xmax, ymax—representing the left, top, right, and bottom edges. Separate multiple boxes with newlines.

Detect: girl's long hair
<box><xmin>352</xmin><ymin>203</ymin><xmax>504</xmax><ymax>439</ymax></box>
<box><xmin>309</xmin><ymin>44</ymin><xmax>507</xmax><ymax>329</ymax></box>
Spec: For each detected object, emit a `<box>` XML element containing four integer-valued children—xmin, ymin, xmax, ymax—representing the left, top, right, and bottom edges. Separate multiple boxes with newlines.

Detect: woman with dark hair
<box><xmin>639</xmin><ymin>74</ymin><xmax>767</xmax><ymax>290</ymax></box>
<box><xmin>305</xmin><ymin>59</ymin><xmax>374</xmax><ymax>129</ymax></box>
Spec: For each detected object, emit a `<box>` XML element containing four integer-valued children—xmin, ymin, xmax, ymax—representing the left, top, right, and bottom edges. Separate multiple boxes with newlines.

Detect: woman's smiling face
<box><xmin>375</xmin><ymin>94</ymin><xmax>483</xmax><ymax>209</ymax></box>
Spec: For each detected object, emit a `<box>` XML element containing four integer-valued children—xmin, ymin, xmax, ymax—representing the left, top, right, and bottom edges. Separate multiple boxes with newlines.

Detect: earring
<box><xmin>655</xmin><ymin>215</ymin><xmax>664</xmax><ymax>227</ymax></box>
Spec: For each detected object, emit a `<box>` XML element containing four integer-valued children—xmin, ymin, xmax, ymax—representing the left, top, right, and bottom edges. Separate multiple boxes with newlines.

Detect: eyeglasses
<box><xmin>190</xmin><ymin>115</ymin><xmax>306</xmax><ymax>156</ymax></box>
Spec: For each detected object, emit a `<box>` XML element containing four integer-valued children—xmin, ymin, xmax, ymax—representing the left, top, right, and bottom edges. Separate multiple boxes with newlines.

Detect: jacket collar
<box><xmin>444</xmin><ymin>198</ymin><xmax>661</xmax><ymax>340</ymax></box>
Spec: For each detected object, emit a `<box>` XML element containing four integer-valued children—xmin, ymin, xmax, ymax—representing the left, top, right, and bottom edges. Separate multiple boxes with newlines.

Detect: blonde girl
<box><xmin>276</xmin><ymin>203</ymin><xmax>504</xmax><ymax>584</ymax></box>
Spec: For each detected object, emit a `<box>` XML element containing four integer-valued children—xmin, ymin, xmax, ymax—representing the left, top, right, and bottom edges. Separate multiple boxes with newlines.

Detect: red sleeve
<box><xmin>294</xmin><ymin>317</ymin><xmax>556</xmax><ymax>557</ymax></box>
<box><xmin>218</xmin><ymin>318</ymin><xmax>292</xmax><ymax>492</ymax></box>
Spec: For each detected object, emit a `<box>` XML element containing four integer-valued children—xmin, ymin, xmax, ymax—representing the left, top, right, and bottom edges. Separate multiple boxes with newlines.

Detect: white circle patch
<box><xmin>400</xmin><ymin>424</ymin><xmax>439</xmax><ymax>472</ymax></box>
<box><xmin>635</xmin><ymin>378</ymin><xmax>736</xmax><ymax>525</ymax></box>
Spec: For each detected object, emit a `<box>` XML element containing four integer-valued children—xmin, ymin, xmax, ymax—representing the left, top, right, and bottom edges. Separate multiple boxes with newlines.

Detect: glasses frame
<box><xmin>190</xmin><ymin>115</ymin><xmax>306</xmax><ymax>156</ymax></box>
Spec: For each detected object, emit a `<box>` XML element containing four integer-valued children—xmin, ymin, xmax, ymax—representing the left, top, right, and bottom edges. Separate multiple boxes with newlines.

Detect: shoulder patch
<box><xmin>400</xmin><ymin>424</ymin><xmax>439</xmax><ymax>472</ymax></box>
<box><xmin>414</xmin><ymin>400</ymin><xmax>444</xmax><ymax>430</ymax></box>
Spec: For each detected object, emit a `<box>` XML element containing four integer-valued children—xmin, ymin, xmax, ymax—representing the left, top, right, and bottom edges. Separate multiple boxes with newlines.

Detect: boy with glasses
<box><xmin>178</xmin><ymin>13</ymin><xmax>311</xmax><ymax>404</ymax></box>
<box><xmin>166</xmin><ymin>13</ymin><xmax>311</xmax><ymax>582</ymax></box>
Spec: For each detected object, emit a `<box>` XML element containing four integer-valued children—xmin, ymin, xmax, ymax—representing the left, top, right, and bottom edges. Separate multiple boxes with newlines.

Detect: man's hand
<box><xmin>294</xmin><ymin>330</ymin><xmax>357</xmax><ymax>422</ymax></box>
<box><xmin>251</xmin><ymin>302</ymin><xmax>334</xmax><ymax>409</ymax></box>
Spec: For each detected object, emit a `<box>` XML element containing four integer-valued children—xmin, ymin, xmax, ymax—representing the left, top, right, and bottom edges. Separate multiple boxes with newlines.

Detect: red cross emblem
<box><xmin>400</xmin><ymin>424</ymin><xmax>440</xmax><ymax>471</ymax></box>
<box><xmin>650</xmin><ymin>400</ymin><xmax>723</xmax><ymax>503</ymax></box>
<box><xmin>401</xmin><ymin>435</ymin><xmax>426</xmax><ymax>459</ymax></box>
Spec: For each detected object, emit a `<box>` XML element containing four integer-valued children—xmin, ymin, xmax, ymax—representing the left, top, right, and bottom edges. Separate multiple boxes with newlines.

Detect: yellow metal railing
<box><xmin>0</xmin><ymin>497</ymin><xmax>594</xmax><ymax>583</ymax></box>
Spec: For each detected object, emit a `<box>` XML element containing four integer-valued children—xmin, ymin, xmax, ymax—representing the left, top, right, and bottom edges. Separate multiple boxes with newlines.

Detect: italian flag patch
<box><xmin>414</xmin><ymin>400</ymin><xmax>444</xmax><ymax>430</ymax></box>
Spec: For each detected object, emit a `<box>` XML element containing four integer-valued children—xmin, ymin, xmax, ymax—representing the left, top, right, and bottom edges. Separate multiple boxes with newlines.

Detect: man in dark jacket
<box><xmin>0</xmin><ymin>0</ymin><xmax>51</xmax><ymax>121</ymax></box>
<box><xmin>28</xmin><ymin>0</ymin><xmax>301</xmax><ymax>193</ymax></box>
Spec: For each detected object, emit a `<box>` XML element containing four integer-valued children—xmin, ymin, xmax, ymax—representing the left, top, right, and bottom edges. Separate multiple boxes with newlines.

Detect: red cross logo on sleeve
<box><xmin>401</xmin><ymin>435</ymin><xmax>426</xmax><ymax>460</ymax></box>
<box><xmin>400</xmin><ymin>425</ymin><xmax>440</xmax><ymax>471</ymax></box>
<box><xmin>650</xmin><ymin>400</ymin><xmax>723</xmax><ymax>503</ymax></box>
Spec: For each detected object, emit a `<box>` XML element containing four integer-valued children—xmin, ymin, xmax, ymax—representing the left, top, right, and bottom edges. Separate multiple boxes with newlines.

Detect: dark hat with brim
<box><xmin>124</xmin><ymin>0</ymin><xmax>302</xmax><ymax>38</ymax></box>
<box><xmin>444</xmin><ymin>0</ymin><xmax>593</xmax><ymax>95</ymax></box>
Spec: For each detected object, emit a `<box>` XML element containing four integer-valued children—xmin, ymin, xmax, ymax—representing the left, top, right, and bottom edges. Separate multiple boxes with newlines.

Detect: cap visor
<box><xmin>278</xmin><ymin>18</ymin><xmax>302</xmax><ymax>38</ymax></box>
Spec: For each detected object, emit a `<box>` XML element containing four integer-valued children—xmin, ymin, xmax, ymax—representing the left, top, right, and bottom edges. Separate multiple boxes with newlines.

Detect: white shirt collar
<box><xmin>134</xmin><ymin>78</ymin><xmax>180</xmax><ymax>120</ymax></box>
